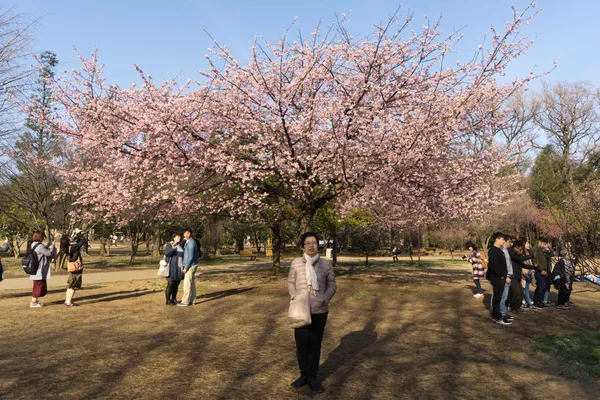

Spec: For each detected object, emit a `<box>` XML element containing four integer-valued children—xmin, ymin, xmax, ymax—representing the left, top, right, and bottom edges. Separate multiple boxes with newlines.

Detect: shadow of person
<box><xmin>318</xmin><ymin>321</ymin><xmax>378</xmax><ymax>382</ymax></box>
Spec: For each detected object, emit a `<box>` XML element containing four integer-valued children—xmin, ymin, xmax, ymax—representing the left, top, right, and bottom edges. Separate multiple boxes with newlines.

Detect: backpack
<box><xmin>22</xmin><ymin>243</ymin><xmax>42</xmax><ymax>275</ymax></box>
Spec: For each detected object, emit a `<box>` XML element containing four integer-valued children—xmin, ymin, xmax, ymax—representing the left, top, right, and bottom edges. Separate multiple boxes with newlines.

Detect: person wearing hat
<box><xmin>464</xmin><ymin>241</ymin><xmax>485</xmax><ymax>298</ymax></box>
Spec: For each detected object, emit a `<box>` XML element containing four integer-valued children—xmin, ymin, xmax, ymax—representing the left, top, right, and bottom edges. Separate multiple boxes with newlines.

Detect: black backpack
<box><xmin>22</xmin><ymin>243</ymin><xmax>42</xmax><ymax>275</ymax></box>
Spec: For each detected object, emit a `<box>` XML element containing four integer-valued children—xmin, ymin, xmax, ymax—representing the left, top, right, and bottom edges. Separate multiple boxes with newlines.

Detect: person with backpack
<box><xmin>64</xmin><ymin>231</ymin><xmax>86</xmax><ymax>307</ymax></box>
<box><xmin>553</xmin><ymin>249</ymin><xmax>575</xmax><ymax>310</ymax></box>
<box><xmin>464</xmin><ymin>241</ymin><xmax>485</xmax><ymax>298</ymax></box>
<box><xmin>163</xmin><ymin>232</ymin><xmax>184</xmax><ymax>305</ymax></box>
<box><xmin>28</xmin><ymin>230</ymin><xmax>56</xmax><ymax>308</ymax></box>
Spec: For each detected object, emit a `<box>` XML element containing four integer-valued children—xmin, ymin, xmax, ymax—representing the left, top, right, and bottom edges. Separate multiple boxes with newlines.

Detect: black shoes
<box><xmin>290</xmin><ymin>376</ymin><xmax>307</xmax><ymax>389</ymax></box>
<box><xmin>308</xmin><ymin>379</ymin><xmax>325</xmax><ymax>393</ymax></box>
<box><xmin>291</xmin><ymin>376</ymin><xmax>325</xmax><ymax>393</ymax></box>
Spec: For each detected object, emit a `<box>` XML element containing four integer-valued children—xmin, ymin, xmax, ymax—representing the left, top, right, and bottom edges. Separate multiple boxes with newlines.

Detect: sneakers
<box><xmin>494</xmin><ymin>317</ymin><xmax>513</xmax><ymax>325</ymax></box>
<box><xmin>29</xmin><ymin>302</ymin><xmax>43</xmax><ymax>308</ymax></box>
<box><xmin>504</xmin><ymin>315</ymin><xmax>514</xmax><ymax>322</ymax></box>
<box><xmin>64</xmin><ymin>302</ymin><xmax>73</xmax><ymax>308</ymax></box>
<box><xmin>556</xmin><ymin>304</ymin><xmax>570</xmax><ymax>310</ymax></box>
<box><xmin>473</xmin><ymin>293</ymin><xmax>483</xmax><ymax>298</ymax></box>
<box><xmin>290</xmin><ymin>376</ymin><xmax>308</xmax><ymax>389</ymax></box>
<box><xmin>177</xmin><ymin>303</ymin><xmax>190</xmax><ymax>307</ymax></box>
<box><xmin>523</xmin><ymin>303</ymin><xmax>538</xmax><ymax>310</ymax></box>
<box><xmin>566</xmin><ymin>301</ymin><xmax>575</xmax><ymax>306</ymax></box>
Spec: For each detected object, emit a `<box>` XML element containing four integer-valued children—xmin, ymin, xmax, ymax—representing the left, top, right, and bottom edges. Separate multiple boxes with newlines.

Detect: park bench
<box><xmin>239</xmin><ymin>249</ymin><xmax>257</xmax><ymax>260</ymax></box>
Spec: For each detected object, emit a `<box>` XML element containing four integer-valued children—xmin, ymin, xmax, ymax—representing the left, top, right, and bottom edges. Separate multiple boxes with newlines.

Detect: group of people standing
<box><xmin>161</xmin><ymin>228</ymin><xmax>200</xmax><ymax>306</ymax></box>
<box><xmin>26</xmin><ymin>229</ymin><xmax>88</xmax><ymax>308</ymax></box>
<box><xmin>466</xmin><ymin>232</ymin><xmax>576</xmax><ymax>325</ymax></box>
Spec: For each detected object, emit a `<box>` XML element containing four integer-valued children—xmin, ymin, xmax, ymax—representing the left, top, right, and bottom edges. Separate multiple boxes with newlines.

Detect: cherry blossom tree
<box><xmin>50</xmin><ymin>3</ymin><xmax>548</xmax><ymax>272</ymax></box>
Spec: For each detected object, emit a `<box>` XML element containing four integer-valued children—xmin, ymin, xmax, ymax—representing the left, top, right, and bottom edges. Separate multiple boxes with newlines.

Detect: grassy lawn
<box><xmin>532</xmin><ymin>332</ymin><xmax>600</xmax><ymax>378</ymax></box>
<box><xmin>1</xmin><ymin>258</ymin><xmax>599</xmax><ymax>399</ymax></box>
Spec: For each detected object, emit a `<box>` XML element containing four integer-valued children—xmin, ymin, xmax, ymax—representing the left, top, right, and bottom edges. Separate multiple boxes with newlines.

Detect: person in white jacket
<box><xmin>29</xmin><ymin>231</ymin><xmax>56</xmax><ymax>308</ymax></box>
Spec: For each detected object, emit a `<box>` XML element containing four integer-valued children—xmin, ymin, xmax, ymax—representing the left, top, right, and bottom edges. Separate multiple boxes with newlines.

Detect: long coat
<box><xmin>164</xmin><ymin>242</ymin><xmax>184</xmax><ymax>281</ymax></box>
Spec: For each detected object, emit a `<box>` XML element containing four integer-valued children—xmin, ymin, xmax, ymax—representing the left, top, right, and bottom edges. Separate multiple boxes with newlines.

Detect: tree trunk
<box><xmin>365</xmin><ymin>252</ymin><xmax>369</xmax><ymax>266</ymax></box>
<box><xmin>151</xmin><ymin>229</ymin><xmax>162</xmax><ymax>258</ymax></box>
<box><xmin>271</xmin><ymin>222</ymin><xmax>282</xmax><ymax>274</ymax></box>
<box><xmin>99</xmin><ymin>237</ymin><xmax>107</xmax><ymax>256</ymax></box>
<box><xmin>417</xmin><ymin>230</ymin><xmax>422</xmax><ymax>267</ymax></box>
<box><xmin>12</xmin><ymin>238</ymin><xmax>20</xmax><ymax>258</ymax></box>
<box><xmin>129</xmin><ymin>235</ymin><xmax>140</xmax><ymax>266</ymax></box>
<box><xmin>253</xmin><ymin>231</ymin><xmax>261</xmax><ymax>253</ymax></box>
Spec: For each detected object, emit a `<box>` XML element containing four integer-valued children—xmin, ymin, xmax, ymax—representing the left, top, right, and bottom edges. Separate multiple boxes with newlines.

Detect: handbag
<box><xmin>67</xmin><ymin>259</ymin><xmax>84</xmax><ymax>272</ymax></box>
<box><xmin>157</xmin><ymin>258</ymin><xmax>170</xmax><ymax>278</ymax></box>
<box><xmin>288</xmin><ymin>291</ymin><xmax>312</xmax><ymax>328</ymax></box>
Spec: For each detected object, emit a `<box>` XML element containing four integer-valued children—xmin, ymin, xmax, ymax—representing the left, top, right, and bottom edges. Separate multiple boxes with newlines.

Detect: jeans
<box><xmin>295</xmin><ymin>312</ymin><xmax>328</xmax><ymax>379</ymax></box>
<box><xmin>500</xmin><ymin>282</ymin><xmax>510</xmax><ymax>316</ymax></box>
<box><xmin>474</xmin><ymin>279</ymin><xmax>483</xmax><ymax>294</ymax></box>
<box><xmin>533</xmin><ymin>270</ymin><xmax>547</xmax><ymax>305</ymax></box>
<box><xmin>523</xmin><ymin>274</ymin><xmax>533</xmax><ymax>304</ymax></box>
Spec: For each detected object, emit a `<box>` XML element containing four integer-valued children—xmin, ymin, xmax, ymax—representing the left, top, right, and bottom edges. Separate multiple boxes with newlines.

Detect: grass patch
<box><xmin>532</xmin><ymin>332</ymin><xmax>600</xmax><ymax>378</ymax></box>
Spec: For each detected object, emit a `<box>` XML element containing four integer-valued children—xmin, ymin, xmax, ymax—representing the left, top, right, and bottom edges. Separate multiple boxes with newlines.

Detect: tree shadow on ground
<box><xmin>319</xmin><ymin>321</ymin><xmax>378</xmax><ymax>382</ymax></box>
<box><xmin>0</xmin><ymin>285</ymin><xmax>103</xmax><ymax>299</ymax></box>
<box><xmin>195</xmin><ymin>287</ymin><xmax>256</xmax><ymax>304</ymax></box>
<box><xmin>44</xmin><ymin>290</ymin><xmax>156</xmax><ymax>305</ymax></box>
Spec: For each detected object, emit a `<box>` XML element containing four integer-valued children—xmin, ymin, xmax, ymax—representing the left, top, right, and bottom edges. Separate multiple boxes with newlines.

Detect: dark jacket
<box><xmin>508</xmin><ymin>248</ymin><xmax>534</xmax><ymax>280</ymax></box>
<box><xmin>164</xmin><ymin>242</ymin><xmax>184</xmax><ymax>281</ymax></box>
<box><xmin>69</xmin><ymin>236</ymin><xmax>86</xmax><ymax>263</ymax></box>
<box><xmin>486</xmin><ymin>246</ymin><xmax>507</xmax><ymax>281</ymax></box>
<box><xmin>532</xmin><ymin>246</ymin><xmax>554</xmax><ymax>273</ymax></box>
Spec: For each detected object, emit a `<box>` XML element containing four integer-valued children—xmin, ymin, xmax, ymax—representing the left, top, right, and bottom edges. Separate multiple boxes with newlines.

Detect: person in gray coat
<box><xmin>287</xmin><ymin>232</ymin><xmax>336</xmax><ymax>393</ymax></box>
<box><xmin>29</xmin><ymin>230</ymin><xmax>56</xmax><ymax>308</ymax></box>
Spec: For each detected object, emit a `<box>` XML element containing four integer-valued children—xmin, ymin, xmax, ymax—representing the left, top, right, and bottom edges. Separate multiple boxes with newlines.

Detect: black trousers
<box><xmin>533</xmin><ymin>270</ymin><xmax>547</xmax><ymax>305</ymax></box>
<box><xmin>490</xmin><ymin>277</ymin><xmax>505</xmax><ymax>320</ymax></box>
<box><xmin>294</xmin><ymin>312</ymin><xmax>328</xmax><ymax>379</ymax></box>
<box><xmin>166</xmin><ymin>280</ymin><xmax>180</xmax><ymax>302</ymax></box>
<box><xmin>507</xmin><ymin>278</ymin><xmax>523</xmax><ymax>310</ymax></box>
<box><xmin>557</xmin><ymin>279</ymin><xmax>571</xmax><ymax>305</ymax></box>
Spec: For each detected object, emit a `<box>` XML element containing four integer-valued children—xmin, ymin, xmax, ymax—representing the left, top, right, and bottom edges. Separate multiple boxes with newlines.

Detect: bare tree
<box><xmin>0</xmin><ymin>8</ymin><xmax>36</xmax><ymax>147</ymax></box>
<box><xmin>534</xmin><ymin>81</ymin><xmax>599</xmax><ymax>196</ymax></box>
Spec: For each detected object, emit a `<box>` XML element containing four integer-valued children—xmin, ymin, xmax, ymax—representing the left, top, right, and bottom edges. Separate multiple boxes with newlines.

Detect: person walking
<box><xmin>465</xmin><ymin>241</ymin><xmax>484</xmax><ymax>298</ymax></box>
<box><xmin>178</xmin><ymin>228</ymin><xmax>200</xmax><ymax>307</ymax></box>
<box><xmin>29</xmin><ymin>231</ymin><xmax>56</xmax><ymax>308</ymax></box>
<box><xmin>288</xmin><ymin>232</ymin><xmax>337</xmax><ymax>393</ymax></box>
<box><xmin>164</xmin><ymin>232</ymin><xmax>184</xmax><ymax>305</ymax></box>
<box><xmin>486</xmin><ymin>232</ymin><xmax>512</xmax><ymax>325</ymax></box>
<box><xmin>64</xmin><ymin>231</ymin><xmax>86</xmax><ymax>307</ymax></box>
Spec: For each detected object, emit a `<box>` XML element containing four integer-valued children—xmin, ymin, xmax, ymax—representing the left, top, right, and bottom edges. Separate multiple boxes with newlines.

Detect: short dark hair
<box><xmin>491</xmin><ymin>232</ymin><xmax>505</xmax><ymax>243</ymax></box>
<box><xmin>172</xmin><ymin>232</ymin><xmax>181</xmax><ymax>239</ymax></box>
<box><xmin>32</xmin><ymin>230</ymin><xmax>44</xmax><ymax>242</ymax></box>
<box><xmin>300</xmin><ymin>232</ymin><xmax>319</xmax><ymax>247</ymax></box>
<box><xmin>505</xmin><ymin>235</ymin><xmax>516</xmax><ymax>242</ymax></box>
<box><xmin>537</xmin><ymin>236</ymin><xmax>548</xmax><ymax>244</ymax></box>
<box><xmin>183</xmin><ymin>227</ymin><xmax>193</xmax><ymax>235</ymax></box>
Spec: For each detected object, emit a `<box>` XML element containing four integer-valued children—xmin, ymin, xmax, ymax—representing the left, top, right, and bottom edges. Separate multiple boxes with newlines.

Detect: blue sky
<box><xmin>13</xmin><ymin>0</ymin><xmax>600</xmax><ymax>89</ymax></box>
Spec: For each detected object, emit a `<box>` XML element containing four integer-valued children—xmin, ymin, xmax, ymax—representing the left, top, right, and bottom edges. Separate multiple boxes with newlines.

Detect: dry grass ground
<box><xmin>1</xmin><ymin>260</ymin><xmax>599</xmax><ymax>400</ymax></box>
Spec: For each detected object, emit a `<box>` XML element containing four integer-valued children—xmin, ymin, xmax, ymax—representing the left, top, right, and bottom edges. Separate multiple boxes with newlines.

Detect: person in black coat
<box><xmin>506</xmin><ymin>237</ymin><xmax>535</xmax><ymax>311</ymax></box>
<box><xmin>487</xmin><ymin>232</ymin><xmax>512</xmax><ymax>325</ymax></box>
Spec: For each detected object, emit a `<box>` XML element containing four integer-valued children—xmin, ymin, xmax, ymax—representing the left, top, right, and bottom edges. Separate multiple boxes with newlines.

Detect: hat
<box><xmin>73</xmin><ymin>228</ymin><xmax>82</xmax><ymax>234</ymax></box>
<box><xmin>465</xmin><ymin>241</ymin><xmax>476</xmax><ymax>249</ymax></box>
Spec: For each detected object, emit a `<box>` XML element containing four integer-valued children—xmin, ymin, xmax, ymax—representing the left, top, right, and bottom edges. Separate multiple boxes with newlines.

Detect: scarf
<box><xmin>304</xmin><ymin>253</ymin><xmax>320</xmax><ymax>296</ymax></box>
